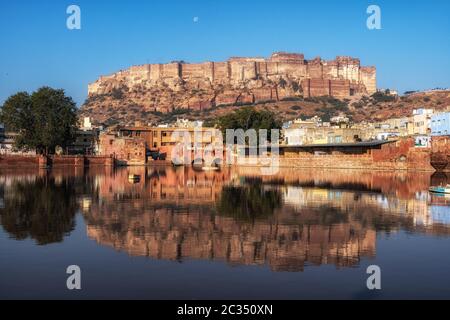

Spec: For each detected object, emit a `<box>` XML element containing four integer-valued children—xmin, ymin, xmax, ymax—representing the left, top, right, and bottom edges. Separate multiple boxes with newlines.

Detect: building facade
<box><xmin>410</xmin><ymin>108</ymin><xmax>434</xmax><ymax>135</ymax></box>
<box><xmin>430</xmin><ymin>112</ymin><xmax>450</xmax><ymax>136</ymax></box>
<box><xmin>98</xmin><ymin>133</ymin><xmax>146</xmax><ymax>165</ymax></box>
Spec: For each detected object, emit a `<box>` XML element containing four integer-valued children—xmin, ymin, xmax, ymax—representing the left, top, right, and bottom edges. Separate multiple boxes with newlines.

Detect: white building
<box><xmin>411</xmin><ymin>108</ymin><xmax>434</xmax><ymax>135</ymax></box>
<box><xmin>284</xmin><ymin>128</ymin><xmax>306</xmax><ymax>145</ymax></box>
<box><xmin>414</xmin><ymin>135</ymin><xmax>431</xmax><ymax>148</ymax></box>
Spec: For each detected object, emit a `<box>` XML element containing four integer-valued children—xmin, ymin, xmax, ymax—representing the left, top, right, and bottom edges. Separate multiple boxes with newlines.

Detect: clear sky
<box><xmin>0</xmin><ymin>0</ymin><xmax>449</xmax><ymax>107</ymax></box>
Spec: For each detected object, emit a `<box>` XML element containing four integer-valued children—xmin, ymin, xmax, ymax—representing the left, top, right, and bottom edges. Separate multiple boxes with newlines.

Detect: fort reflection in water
<box><xmin>1</xmin><ymin>166</ymin><xmax>449</xmax><ymax>272</ymax></box>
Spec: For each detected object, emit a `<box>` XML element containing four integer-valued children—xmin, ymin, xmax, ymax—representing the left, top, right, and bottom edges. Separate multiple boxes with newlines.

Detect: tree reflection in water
<box><xmin>216</xmin><ymin>178</ymin><xmax>282</xmax><ymax>221</ymax></box>
<box><xmin>0</xmin><ymin>177</ymin><xmax>78</xmax><ymax>245</ymax></box>
<box><xmin>1</xmin><ymin>167</ymin><xmax>449</xmax><ymax>272</ymax></box>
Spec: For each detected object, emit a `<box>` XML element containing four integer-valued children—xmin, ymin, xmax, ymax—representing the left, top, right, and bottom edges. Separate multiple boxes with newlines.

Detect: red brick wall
<box><xmin>0</xmin><ymin>155</ymin><xmax>40</xmax><ymax>167</ymax></box>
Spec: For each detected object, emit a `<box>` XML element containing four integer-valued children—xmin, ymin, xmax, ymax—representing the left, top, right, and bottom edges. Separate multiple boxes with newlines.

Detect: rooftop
<box><xmin>280</xmin><ymin>140</ymin><xmax>396</xmax><ymax>149</ymax></box>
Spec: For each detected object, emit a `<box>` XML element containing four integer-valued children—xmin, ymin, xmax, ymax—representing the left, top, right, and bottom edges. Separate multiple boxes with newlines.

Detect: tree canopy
<box><xmin>0</xmin><ymin>87</ymin><xmax>78</xmax><ymax>154</ymax></box>
<box><xmin>214</xmin><ymin>107</ymin><xmax>281</xmax><ymax>143</ymax></box>
<box><xmin>216</xmin><ymin>107</ymin><xmax>281</xmax><ymax>131</ymax></box>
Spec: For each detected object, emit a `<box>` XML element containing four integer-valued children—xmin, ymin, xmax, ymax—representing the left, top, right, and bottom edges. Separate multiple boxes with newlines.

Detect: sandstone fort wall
<box><xmin>88</xmin><ymin>52</ymin><xmax>377</xmax><ymax>99</ymax></box>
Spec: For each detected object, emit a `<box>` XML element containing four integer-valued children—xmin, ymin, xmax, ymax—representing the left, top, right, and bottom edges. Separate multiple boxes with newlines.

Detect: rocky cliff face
<box><xmin>81</xmin><ymin>52</ymin><xmax>376</xmax><ymax>125</ymax></box>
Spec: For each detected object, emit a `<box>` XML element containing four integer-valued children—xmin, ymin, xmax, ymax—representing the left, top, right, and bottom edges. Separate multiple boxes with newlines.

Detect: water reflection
<box><xmin>1</xmin><ymin>166</ymin><xmax>449</xmax><ymax>272</ymax></box>
<box><xmin>0</xmin><ymin>175</ymin><xmax>78</xmax><ymax>245</ymax></box>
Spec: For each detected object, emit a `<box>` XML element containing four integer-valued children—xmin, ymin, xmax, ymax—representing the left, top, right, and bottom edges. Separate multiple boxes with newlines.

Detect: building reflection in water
<box><xmin>1</xmin><ymin>166</ymin><xmax>449</xmax><ymax>272</ymax></box>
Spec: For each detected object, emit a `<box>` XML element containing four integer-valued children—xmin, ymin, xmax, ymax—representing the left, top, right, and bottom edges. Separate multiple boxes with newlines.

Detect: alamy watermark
<box><xmin>170</xmin><ymin>127</ymin><xmax>279</xmax><ymax>175</ymax></box>
<box><xmin>367</xmin><ymin>5</ymin><xmax>381</xmax><ymax>30</ymax></box>
<box><xmin>66</xmin><ymin>265</ymin><xmax>81</xmax><ymax>290</ymax></box>
<box><xmin>366</xmin><ymin>265</ymin><xmax>381</xmax><ymax>290</ymax></box>
<box><xmin>66</xmin><ymin>5</ymin><xmax>81</xmax><ymax>30</ymax></box>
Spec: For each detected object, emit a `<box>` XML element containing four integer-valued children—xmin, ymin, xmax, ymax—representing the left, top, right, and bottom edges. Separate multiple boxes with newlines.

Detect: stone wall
<box><xmin>238</xmin><ymin>139</ymin><xmax>436</xmax><ymax>171</ymax></box>
<box><xmin>0</xmin><ymin>155</ymin><xmax>41</xmax><ymax>167</ymax></box>
<box><xmin>0</xmin><ymin>155</ymin><xmax>114</xmax><ymax>168</ymax></box>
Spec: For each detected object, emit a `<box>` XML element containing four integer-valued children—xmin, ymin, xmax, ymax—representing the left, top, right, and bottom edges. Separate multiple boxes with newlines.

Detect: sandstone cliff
<box><xmin>80</xmin><ymin>52</ymin><xmax>377</xmax><ymax>125</ymax></box>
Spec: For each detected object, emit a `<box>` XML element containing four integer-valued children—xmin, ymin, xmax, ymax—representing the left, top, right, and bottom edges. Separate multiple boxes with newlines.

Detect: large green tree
<box><xmin>217</xmin><ymin>107</ymin><xmax>281</xmax><ymax>131</ymax></box>
<box><xmin>0</xmin><ymin>87</ymin><xmax>78</xmax><ymax>154</ymax></box>
<box><xmin>216</xmin><ymin>107</ymin><xmax>281</xmax><ymax>142</ymax></box>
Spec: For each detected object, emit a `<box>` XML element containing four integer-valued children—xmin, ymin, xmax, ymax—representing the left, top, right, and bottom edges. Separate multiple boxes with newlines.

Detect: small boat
<box><xmin>128</xmin><ymin>174</ymin><xmax>141</xmax><ymax>182</ymax></box>
<box><xmin>429</xmin><ymin>185</ymin><xmax>450</xmax><ymax>194</ymax></box>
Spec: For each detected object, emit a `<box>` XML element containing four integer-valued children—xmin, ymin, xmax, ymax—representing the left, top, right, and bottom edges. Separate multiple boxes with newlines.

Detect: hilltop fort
<box><xmin>82</xmin><ymin>52</ymin><xmax>376</xmax><ymax>125</ymax></box>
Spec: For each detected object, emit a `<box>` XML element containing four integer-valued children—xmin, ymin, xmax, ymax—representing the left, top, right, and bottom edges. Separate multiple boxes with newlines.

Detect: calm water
<box><xmin>1</xmin><ymin>166</ymin><xmax>450</xmax><ymax>299</ymax></box>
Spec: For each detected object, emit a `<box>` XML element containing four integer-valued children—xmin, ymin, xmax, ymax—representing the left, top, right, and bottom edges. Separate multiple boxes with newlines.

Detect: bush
<box><xmin>290</xmin><ymin>105</ymin><xmax>302</xmax><ymax>111</ymax></box>
<box><xmin>371</xmin><ymin>91</ymin><xmax>396</xmax><ymax>103</ymax></box>
<box><xmin>111</xmin><ymin>88</ymin><xmax>124</xmax><ymax>100</ymax></box>
<box><xmin>352</xmin><ymin>101</ymin><xmax>364</xmax><ymax>109</ymax></box>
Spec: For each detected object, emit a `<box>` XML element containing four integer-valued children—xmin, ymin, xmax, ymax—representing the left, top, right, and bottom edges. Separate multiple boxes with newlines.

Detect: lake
<box><xmin>1</xmin><ymin>166</ymin><xmax>449</xmax><ymax>299</ymax></box>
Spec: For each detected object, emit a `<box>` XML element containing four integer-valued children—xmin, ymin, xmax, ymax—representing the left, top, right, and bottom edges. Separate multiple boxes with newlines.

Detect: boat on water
<box><xmin>429</xmin><ymin>185</ymin><xmax>450</xmax><ymax>194</ymax></box>
<box><xmin>128</xmin><ymin>174</ymin><xmax>141</xmax><ymax>183</ymax></box>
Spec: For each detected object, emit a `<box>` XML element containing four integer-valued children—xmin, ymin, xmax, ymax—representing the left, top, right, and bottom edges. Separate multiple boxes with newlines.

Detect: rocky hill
<box><xmin>79</xmin><ymin>52</ymin><xmax>377</xmax><ymax>125</ymax></box>
<box><xmin>78</xmin><ymin>52</ymin><xmax>448</xmax><ymax>126</ymax></box>
<box><xmin>79</xmin><ymin>88</ymin><xmax>450</xmax><ymax>127</ymax></box>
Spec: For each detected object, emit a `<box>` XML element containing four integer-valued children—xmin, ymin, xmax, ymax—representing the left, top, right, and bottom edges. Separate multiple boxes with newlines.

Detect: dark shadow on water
<box><xmin>0</xmin><ymin>176</ymin><xmax>79</xmax><ymax>245</ymax></box>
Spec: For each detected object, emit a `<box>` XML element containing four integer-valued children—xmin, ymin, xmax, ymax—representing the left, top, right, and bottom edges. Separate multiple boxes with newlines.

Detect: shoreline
<box><xmin>0</xmin><ymin>157</ymin><xmax>444</xmax><ymax>173</ymax></box>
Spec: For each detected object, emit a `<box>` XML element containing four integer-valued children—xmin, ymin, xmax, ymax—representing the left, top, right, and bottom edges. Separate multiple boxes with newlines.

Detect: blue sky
<box><xmin>0</xmin><ymin>0</ymin><xmax>449</xmax><ymax>107</ymax></box>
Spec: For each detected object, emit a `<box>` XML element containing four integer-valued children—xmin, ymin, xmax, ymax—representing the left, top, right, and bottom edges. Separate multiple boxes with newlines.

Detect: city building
<box><xmin>430</xmin><ymin>112</ymin><xmax>450</xmax><ymax>136</ymax></box>
<box><xmin>415</xmin><ymin>135</ymin><xmax>431</xmax><ymax>148</ymax></box>
<box><xmin>410</xmin><ymin>108</ymin><xmax>434</xmax><ymax>135</ymax></box>
<box><xmin>379</xmin><ymin>117</ymin><xmax>409</xmax><ymax>131</ymax></box>
<box><xmin>99</xmin><ymin>125</ymin><xmax>222</xmax><ymax>164</ymax></box>
<box><xmin>330</xmin><ymin>114</ymin><xmax>350</xmax><ymax>125</ymax></box>
<box><xmin>118</xmin><ymin>126</ymin><xmax>220</xmax><ymax>152</ymax></box>
<box><xmin>0</xmin><ymin>130</ymin><xmax>36</xmax><ymax>155</ymax></box>
<box><xmin>376</xmin><ymin>132</ymin><xmax>400</xmax><ymax>141</ymax></box>
<box><xmin>68</xmin><ymin>117</ymin><xmax>100</xmax><ymax>155</ymax></box>
<box><xmin>283</xmin><ymin>127</ymin><xmax>363</xmax><ymax>146</ymax></box>
<box><xmin>98</xmin><ymin>132</ymin><xmax>146</xmax><ymax>165</ymax></box>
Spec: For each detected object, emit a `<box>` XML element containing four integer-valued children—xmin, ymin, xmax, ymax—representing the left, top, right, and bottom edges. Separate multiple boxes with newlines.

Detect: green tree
<box><xmin>0</xmin><ymin>87</ymin><xmax>78</xmax><ymax>154</ymax></box>
<box><xmin>215</xmin><ymin>107</ymin><xmax>281</xmax><ymax>142</ymax></box>
<box><xmin>217</xmin><ymin>107</ymin><xmax>281</xmax><ymax>131</ymax></box>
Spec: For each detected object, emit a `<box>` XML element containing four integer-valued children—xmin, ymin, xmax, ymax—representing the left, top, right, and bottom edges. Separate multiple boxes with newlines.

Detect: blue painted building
<box><xmin>430</xmin><ymin>112</ymin><xmax>450</xmax><ymax>136</ymax></box>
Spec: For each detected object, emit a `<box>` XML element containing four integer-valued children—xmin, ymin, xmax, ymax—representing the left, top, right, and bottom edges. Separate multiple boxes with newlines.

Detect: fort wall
<box><xmin>88</xmin><ymin>52</ymin><xmax>377</xmax><ymax>99</ymax></box>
